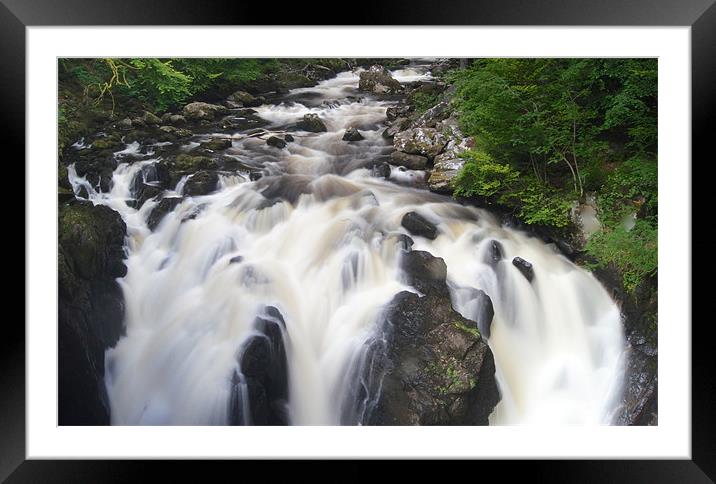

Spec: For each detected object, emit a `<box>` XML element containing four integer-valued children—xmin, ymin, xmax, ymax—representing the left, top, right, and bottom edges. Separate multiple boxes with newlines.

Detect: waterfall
<box><xmin>68</xmin><ymin>64</ymin><xmax>625</xmax><ymax>425</ymax></box>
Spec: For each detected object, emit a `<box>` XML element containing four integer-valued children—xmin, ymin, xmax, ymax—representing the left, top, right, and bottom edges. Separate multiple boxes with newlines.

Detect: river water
<box><xmin>69</xmin><ymin>65</ymin><xmax>625</xmax><ymax>425</ymax></box>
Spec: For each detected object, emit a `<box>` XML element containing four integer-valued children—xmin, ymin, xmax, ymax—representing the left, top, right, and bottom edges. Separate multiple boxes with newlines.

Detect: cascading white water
<box><xmin>69</xmin><ymin>64</ymin><xmax>625</xmax><ymax>425</ymax></box>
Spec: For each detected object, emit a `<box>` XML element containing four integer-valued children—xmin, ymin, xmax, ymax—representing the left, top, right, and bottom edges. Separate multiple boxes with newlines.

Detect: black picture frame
<box><xmin>5</xmin><ymin>0</ymin><xmax>711</xmax><ymax>480</ymax></box>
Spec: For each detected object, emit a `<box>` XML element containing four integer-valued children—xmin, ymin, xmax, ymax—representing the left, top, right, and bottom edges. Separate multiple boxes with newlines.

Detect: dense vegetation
<box><xmin>58</xmin><ymin>58</ymin><xmax>354</xmax><ymax>153</ymax></box>
<box><xmin>447</xmin><ymin>59</ymin><xmax>658</xmax><ymax>293</ymax></box>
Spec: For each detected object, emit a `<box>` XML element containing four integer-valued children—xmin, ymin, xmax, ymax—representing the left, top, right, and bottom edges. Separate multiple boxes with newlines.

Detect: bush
<box><xmin>452</xmin><ymin>149</ymin><xmax>520</xmax><ymax>198</ymax></box>
<box><xmin>585</xmin><ymin>219</ymin><xmax>657</xmax><ymax>293</ymax></box>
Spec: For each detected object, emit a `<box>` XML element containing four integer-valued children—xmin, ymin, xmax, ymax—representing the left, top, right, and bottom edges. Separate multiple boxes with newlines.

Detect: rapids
<box><xmin>68</xmin><ymin>64</ymin><xmax>625</xmax><ymax>425</ymax></box>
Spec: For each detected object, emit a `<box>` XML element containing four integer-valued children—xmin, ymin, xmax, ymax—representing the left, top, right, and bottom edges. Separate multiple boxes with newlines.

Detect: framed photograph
<box><xmin>7</xmin><ymin>0</ymin><xmax>711</xmax><ymax>480</ymax></box>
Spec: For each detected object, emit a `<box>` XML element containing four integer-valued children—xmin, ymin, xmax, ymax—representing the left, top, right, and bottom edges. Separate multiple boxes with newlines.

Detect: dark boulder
<box><xmin>342</xmin><ymin>127</ymin><xmax>364</xmax><ymax>142</ymax></box>
<box><xmin>345</xmin><ymin>250</ymin><xmax>500</xmax><ymax>425</ymax></box>
<box><xmin>183</xmin><ymin>171</ymin><xmax>219</xmax><ymax>197</ymax></box>
<box><xmin>372</xmin><ymin>162</ymin><xmax>392</xmax><ymax>179</ymax></box>
<box><xmin>200</xmin><ymin>138</ymin><xmax>232</xmax><ymax>151</ymax></box>
<box><xmin>295</xmin><ymin>113</ymin><xmax>328</xmax><ymax>132</ymax></box>
<box><xmin>512</xmin><ymin>256</ymin><xmax>534</xmax><ymax>282</ymax></box>
<box><xmin>147</xmin><ymin>197</ymin><xmax>182</xmax><ymax>231</ymax></box>
<box><xmin>284</xmin><ymin>134</ymin><xmax>294</xmax><ymax>142</ymax></box>
<box><xmin>266</xmin><ymin>136</ymin><xmax>287</xmax><ymax>149</ymax></box>
<box><xmin>58</xmin><ymin>202</ymin><xmax>127</xmax><ymax>424</ymax></box>
<box><xmin>485</xmin><ymin>240</ymin><xmax>504</xmax><ymax>265</ymax></box>
<box><xmin>171</xmin><ymin>154</ymin><xmax>219</xmax><ymax>172</ymax></box>
<box><xmin>231</xmin><ymin>307</ymin><xmax>289</xmax><ymax>425</ymax></box>
<box><xmin>459</xmin><ymin>287</ymin><xmax>495</xmax><ymax>339</ymax></box>
<box><xmin>401</xmin><ymin>211</ymin><xmax>439</xmax><ymax>240</ymax></box>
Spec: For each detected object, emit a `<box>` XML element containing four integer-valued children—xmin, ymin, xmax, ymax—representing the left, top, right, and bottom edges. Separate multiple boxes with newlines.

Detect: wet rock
<box><xmin>172</xmin><ymin>154</ymin><xmax>219</xmax><ymax>172</ymax></box>
<box><xmin>373</xmin><ymin>162</ymin><xmax>392</xmax><ymax>179</ymax></box>
<box><xmin>461</xmin><ymin>288</ymin><xmax>495</xmax><ymax>339</ymax></box>
<box><xmin>512</xmin><ymin>257</ymin><xmax>534</xmax><ymax>282</ymax></box>
<box><xmin>394</xmin><ymin>233</ymin><xmax>414</xmax><ymax>251</ymax></box>
<box><xmin>200</xmin><ymin>138</ymin><xmax>232</xmax><ymax>151</ymax></box>
<box><xmin>358</xmin><ymin>65</ymin><xmax>403</xmax><ymax>94</ymax></box>
<box><xmin>616</xmin><ymin>339</ymin><xmax>658</xmax><ymax>425</ymax></box>
<box><xmin>486</xmin><ymin>240</ymin><xmax>504</xmax><ymax>265</ymax></box>
<box><xmin>393</xmin><ymin>128</ymin><xmax>448</xmax><ymax>159</ymax></box>
<box><xmin>183</xmin><ymin>101</ymin><xmax>227</xmax><ymax>121</ymax></box>
<box><xmin>389</xmin><ymin>151</ymin><xmax>429</xmax><ymax>171</ymax></box>
<box><xmin>147</xmin><ymin>197</ymin><xmax>182</xmax><ymax>231</ymax></box>
<box><xmin>342</xmin><ymin>127</ymin><xmax>364</xmax><ymax>142</ymax></box>
<box><xmin>183</xmin><ymin>171</ymin><xmax>219</xmax><ymax>197</ymax></box>
<box><xmin>229</xmin><ymin>255</ymin><xmax>244</xmax><ymax>264</ymax></box>
<box><xmin>284</xmin><ymin>134</ymin><xmax>294</xmax><ymax>142</ymax></box>
<box><xmin>401</xmin><ymin>211</ymin><xmax>439</xmax><ymax>240</ymax></box>
<box><xmin>59</xmin><ymin>202</ymin><xmax>127</xmax><ymax>424</ymax></box>
<box><xmin>295</xmin><ymin>113</ymin><xmax>327</xmax><ymax>132</ymax></box>
<box><xmin>232</xmin><ymin>307</ymin><xmax>289</xmax><ymax>425</ymax></box>
<box><xmin>401</xmin><ymin>250</ymin><xmax>448</xmax><ymax>296</ymax></box>
<box><xmin>347</xmin><ymin>250</ymin><xmax>499</xmax><ymax>425</ymax></box>
<box><xmin>240</xmin><ymin>336</ymin><xmax>271</xmax><ymax>378</ymax></box>
<box><xmin>266</xmin><ymin>136</ymin><xmax>287</xmax><ymax>149</ymax></box>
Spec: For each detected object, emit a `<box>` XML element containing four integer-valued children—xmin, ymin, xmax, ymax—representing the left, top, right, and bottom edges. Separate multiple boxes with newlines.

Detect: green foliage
<box><xmin>452</xmin><ymin>149</ymin><xmax>573</xmax><ymax>229</ymax></box>
<box><xmin>449</xmin><ymin>58</ymin><xmax>657</xmax><ymax>196</ymax></box>
<box><xmin>585</xmin><ymin>219</ymin><xmax>657</xmax><ymax>293</ymax></box>
<box><xmin>59</xmin><ymin>58</ymin><xmax>282</xmax><ymax>113</ymax></box>
<box><xmin>501</xmin><ymin>182</ymin><xmax>574</xmax><ymax>228</ymax></box>
<box><xmin>598</xmin><ymin>157</ymin><xmax>658</xmax><ymax>223</ymax></box>
<box><xmin>410</xmin><ymin>91</ymin><xmax>440</xmax><ymax>114</ymax></box>
<box><xmin>584</xmin><ymin>157</ymin><xmax>658</xmax><ymax>293</ymax></box>
<box><xmin>452</xmin><ymin>149</ymin><xmax>519</xmax><ymax>197</ymax></box>
<box><xmin>124</xmin><ymin>59</ymin><xmax>194</xmax><ymax>112</ymax></box>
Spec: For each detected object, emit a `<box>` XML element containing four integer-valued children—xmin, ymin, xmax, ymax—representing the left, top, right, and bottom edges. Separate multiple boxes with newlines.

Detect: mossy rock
<box><xmin>200</xmin><ymin>139</ymin><xmax>233</xmax><ymax>151</ymax></box>
<box><xmin>58</xmin><ymin>202</ymin><xmax>127</xmax><ymax>281</ymax></box>
<box><xmin>91</xmin><ymin>136</ymin><xmax>123</xmax><ymax>151</ymax></box>
<box><xmin>172</xmin><ymin>154</ymin><xmax>219</xmax><ymax>172</ymax></box>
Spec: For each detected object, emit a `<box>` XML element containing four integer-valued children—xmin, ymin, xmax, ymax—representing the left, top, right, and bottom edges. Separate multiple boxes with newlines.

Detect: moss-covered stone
<box><xmin>172</xmin><ymin>154</ymin><xmax>218</xmax><ymax>172</ymax></box>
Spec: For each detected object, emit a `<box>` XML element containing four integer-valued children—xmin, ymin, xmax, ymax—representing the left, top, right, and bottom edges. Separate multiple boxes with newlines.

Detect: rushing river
<box><xmin>69</xmin><ymin>65</ymin><xmax>625</xmax><ymax>425</ymax></box>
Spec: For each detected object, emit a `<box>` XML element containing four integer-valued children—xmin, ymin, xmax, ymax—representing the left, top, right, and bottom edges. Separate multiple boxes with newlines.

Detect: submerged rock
<box><xmin>401</xmin><ymin>211</ymin><xmax>439</xmax><ymax>240</ymax></box>
<box><xmin>344</xmin><ymin>250</ymin><xmax>499</xmax><ymax>425</ymax></box>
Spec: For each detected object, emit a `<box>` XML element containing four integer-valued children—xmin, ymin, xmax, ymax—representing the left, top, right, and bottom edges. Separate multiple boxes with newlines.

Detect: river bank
<box><xmin>58</xmin><ymin>58</ymin><xmax>656</xmax><ymax>425</ymax></box>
